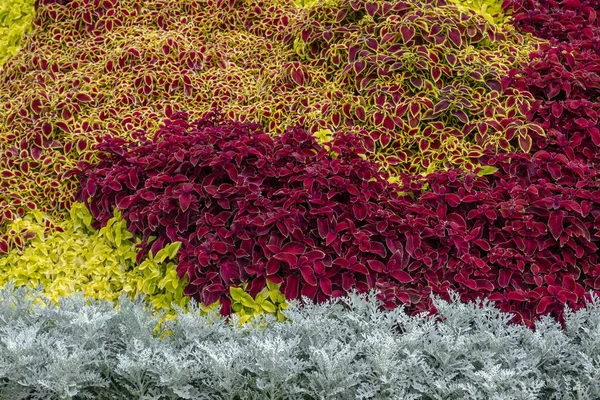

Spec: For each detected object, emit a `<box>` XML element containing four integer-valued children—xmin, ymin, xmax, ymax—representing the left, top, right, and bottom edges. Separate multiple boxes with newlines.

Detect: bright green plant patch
<box><xmin>449</xmin><ymin>0</ymin><xmax>507</xmax><ymax>26</ymax></box>
<box><xmin>0</xmin><ymin>202</ymin><xmax>189</xmax><ymax>315</ymax></box>
<box><xmin>229</xmin><ymin>280</ymin><xmax>290</xmax><ymax>326</ymax></box>
<box><xmin>0</xmin><ymin>0</ymin><xmax>35</xmax><ymax>67</ymax></box>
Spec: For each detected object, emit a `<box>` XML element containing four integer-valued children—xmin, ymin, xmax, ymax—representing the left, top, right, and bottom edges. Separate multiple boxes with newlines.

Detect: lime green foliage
<box><xmin>0</xmin><ymin>0</ymin><xmax>35</xmax><ymax>67</ymax></box>
<box><xmin>0</xmin><ymin>203</ymin><xmax>188</xmax><ymax>315</ymax></box>
<box><xmin>313</xmin><ymin>128</ymin><xmax>335</xmax><ymax>145</ymax></box>
<box><xmin>228</xmin><ymin>280</ymin><xmax>289</xmax><ymax>327</ymax></box>
<box><xmin>449</xmin><ymin>0</ymin><xmax>507</xmax><ymax>26</ymax></box>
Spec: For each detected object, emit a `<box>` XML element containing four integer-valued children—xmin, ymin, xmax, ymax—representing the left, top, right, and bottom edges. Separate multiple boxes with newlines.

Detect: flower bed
<box><xmin>1</xmin><ymin>0</ymin><xmax>600</xmax><ymax>395</ymax></box>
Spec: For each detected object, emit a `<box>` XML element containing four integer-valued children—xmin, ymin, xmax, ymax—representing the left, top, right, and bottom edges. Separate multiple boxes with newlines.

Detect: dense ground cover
<box><xmin>2</xmin><ymin>0</ymin><xmax>600</xmax><ymax>396</ymax></box>
<box><xmin>0</xmin><ymin>0</ymin><xmax>599</xmax><ymax>352</ymax></box>
<box><xmin>0</xmin><ymin>0</ymin><xmax>539</xmax><ymax>248</ymax></box>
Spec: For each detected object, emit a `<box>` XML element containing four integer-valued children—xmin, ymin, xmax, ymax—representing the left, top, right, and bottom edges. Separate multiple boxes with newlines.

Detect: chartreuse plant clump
<box><xmin>0</xmin><ymin>0</ymin><xmax>35</xmax><ymax>67</ymax></box>
<box><xmin>448</xmin><ymin>0</ymin><xmax>508</xmax><ymax>26</ymax></box>
<box><xmin>0</xmin><ymin>202</ymin><xmax>189</xmax><ymax>316</ymax></box>
<box><xmin>0</xmin><ymin>0</ymin><xmax>541</xmax><ymax>245</ymax></box>
<box><xmin>5</xmin><ymin>286</ymin><xmax>600</xmax><ymax>399</ymax></box>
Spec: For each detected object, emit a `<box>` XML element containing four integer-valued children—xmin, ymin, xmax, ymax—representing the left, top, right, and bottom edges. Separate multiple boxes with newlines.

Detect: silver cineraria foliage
<box><xmin>2</xmin><ymin>283</ymin><xmax>600</xmax><ymax>399</ymax></box>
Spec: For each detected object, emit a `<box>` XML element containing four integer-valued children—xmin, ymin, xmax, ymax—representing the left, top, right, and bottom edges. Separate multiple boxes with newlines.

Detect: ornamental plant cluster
<box><xmin>0</xmin><ymin>0</ymin><xmax>540</xmax><ymax>249</ymax></box>
<box><xmin>77</xmin><ymin>112</ymin><xmax>413</xmax><ymax>316</ymax></box>
<box><xmin>4</xmin><ymin>287</ymin><xmax>600</xmax><ymax>399</ymax></box>
<box><xmin>76</xmin><ymin>0</ymin><xmax>600</xmax><ymax>328</ymax></box>
<box><xmin>292</xmin><ymin>0</ymin><xmax>541</xmax><ymax>176</ymax></box>
<box><xmin>448</xmin><ymin>0</ymin><xmax>507</xmax><ymax>25</ymax></box>
<box><xmin>0</xmin><ymin>0</ymin><xmax>35</xmax><ymax>67</ymax></box>
<box><xmin>0</xmin><ymin>202</ymin><xmax>189</xmax><ymax>315</ymax></box>
<box><xmin>374</xmin><ymin>0</ymin><xmax>600</xmax><ymax>327</ymax></box>
<box><xmin>2</xmin><ymin>0</ymin><xmax>600</xmax><ymax>330</ymax></box>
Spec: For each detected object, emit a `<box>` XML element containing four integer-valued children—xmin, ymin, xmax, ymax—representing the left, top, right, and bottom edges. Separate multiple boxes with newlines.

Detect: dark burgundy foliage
<box><xmin>503</xmin><ymin>43</ymin><xmax>600</xmax><ymax>163</ymax></box>
<box><xmin>392</xmin><ymin>153</ymin><xmax>600</xmax><ymax>328</ymax></box>
<box><xmin>77</xmin><ymin>112</ymin><xmax>419</xmax><ymax>316</ymax></box>
<box><xmin>503</xmin><ymin>0</ymin><xmax>600</xmax><ymax>48</ymax></box>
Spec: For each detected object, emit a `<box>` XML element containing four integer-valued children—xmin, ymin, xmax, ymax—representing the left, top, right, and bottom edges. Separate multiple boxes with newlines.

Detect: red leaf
<box><xmin>86</xmin><ymin>180</ymin><xmax>97</xmax><ymax>197</ymax></box>
<box><xmin>382</xmin><ymin>115</ymin><xmax>395</xmax><ymax>131</ymax></box>
<box><xmin>536</xmin><ymin>296</ymin><xmax>554</xmax><ymax>314</ymax></box>
<box><xmin>304</xmin><ymin>250</ymin><xmax>325</xmax><ymax>263</ymax></box>
<box><xmin>314</xmin><ymin>261</ymin><xmax>325</xmax><ymax>275</ymax></box>
<box><xmin>179</xmin><ymin>193</ymin><xmax>192</xmax><ymax>212</ymax></box>
<box><xmin>117</xmin><ymin>195</ymin><xmax>134</xmax><ymax>209</ymax></box>
<box><xmin>285</xmin><ymin>275</ymin><xmax>300</xmax><ymax>299</ymax></box>
<box><xmin>590</xmin><ymin>127</ymin><xmax>600</xmax><ymax>146</ymax></box>
<box><xmin>128</xmin><ymin>169</ymin><xmax>139</xmax><ymax>189</ymax></box>
<box><xmin>342</xmin><ymin>272</ymin><xmax>355</xmax><ymax>290</ymax></box>
<box><xmin>30</xmin><ymin>146</ymin><xmax>42</xmax><ymax>161</ymax></box>
<box><xmin>266</xmin><ymin>258</ymin><xmax>280</xmax><ymax>275</ymax></box>
<box><xmin>77</xmin><ymin>139</ymin><xmax>87</xmax><ymax>152</ymax></box>
<box><xmin>281</xmin><ymin>242</ymin><xmax>306</xmax><ymax>255</ymax></box>
<box><xmin>498</xmin><ymin>269</ymin><xmax>513</xmax><ymax>288</ymax></box>
<box><xmin>353</xmin><ymin>203</ymin><xmax>367</xmax><ymax>220</ymax></box>
<box><xmin>445</xmin><ymin>193</ymin><xmax>460</xmax><ymax>207</ymax></box>
<box><xmin>452</xmin><ymin>109</ymin><xmax>469</xmax><ymax>124</ymax></box>
<box><xmin>400</xmin><ymin>26</ymin><xmax>415</xmax><ymax>42</ymax></box>
<box><xmin>351</xmin><ymin>263</ymin><xmax>370</xmax><ymax>275</ymax></box>
<box><xmin>365</xmin><ymin>2</ymin><xmax>378</xmax><ymax>16</ymax></box>
<box><xmin>562</xmin><ymin>0</ymin><xmax>580</xmax><ymax>7</ymax></box>
<box><xmin>320</xmin><ymin>277</ymin><xmax>333</xmax><ymax>295</ymax></box>
<box><xmin>548</xmin><ymin>210</ymin><xmax>564</xmax><ymax>240</ymax></box>
<box><xmin>448</xmin><ymin>28</ymin><xmax>462</xmax><ymax>47</ymax></box>
<box><xmin>290</xmin><ymin>69</ymin><xmax>305</xmax><ymax>86</ymax></box>
<box><xmin>42</xmin><ymin>122</ymin><xmax>52</xmax><ymax>137</ymax></box>
<box><xmin>475</xmin><ymin>279</ymin><xmax>494</xmax><ymax>292</ymax></box>
<box><xmin>300</xmin><ymin>266</ymin><xmax>317</xmax><ymax>286</ymax></box>
<box><xmin>391</xmin><ymin>270</ymin><xmax>412</xmax><ymax>283</ymax></box>
<box><xmin>274</xmin><ymin>253</ymin><xmax>297</xmax><ymax>267</ymax></box>
<box><xmin>369</xmin><ymin>242</ymin><xmax>387</xmax><ymax>257</ymax></box>
<box><xmin>301</xmin><ymin>282</ymin><xmax>319</xmax><ymax>300</ymax></box>
<box><xmin>366</xmin><ymin>38</ymin><xmax>379</xmax><ymax>51</ymax></box>
<box><xmin>213</xmin><ymin>242</ymin><xmax>228</xmax><ymax>254</ymax></box>
<box><xmin>355</xmin><ymin>106</ymin><xmax>366</xmax><ymax>121</ymax></box>
<box><xmin>367</xmin><ymin>259</ymin><xmax>385</xmax><ymax>272</ymax></box>
<box><xmin>405</xmin><ymin>232</ymin><xmax>420</xmax><ymax>257</ymax></box>
<box><xmin>518</xmin><ymin>134</ymin><xmax>532</xmax><ymax>153</ymax></box>
<box><xmin>353</xmin><ymin>61</ymin><xmax>366</xmax><ymax>75</ymax></box>
<box><xmin>486</xmin><ymin>80</ymin><xmax>502</xmax><ymax>91</ymax></box>
<box><xmin>434</xmin><ymin>101</ymin><xmax>450</xmax><ymax>114</ymax></box>
<box><xmin>76</xmin><ymin>93</ymin><xmax>93</xmax><ymax>103</ymax></box>
<box><xmin>563</xmin><ymin>274</ymin><xmax>576</xmax><ymax>292</ymax></box>
<box><xmin>325</xmin><ymin>232</ymin><xmax>337</xmax><ymax>246</ymax></box>
<box><xmin>317</xmin><ymin>218</ymin><xmax>329</xmax><ymax>239</ymax></box>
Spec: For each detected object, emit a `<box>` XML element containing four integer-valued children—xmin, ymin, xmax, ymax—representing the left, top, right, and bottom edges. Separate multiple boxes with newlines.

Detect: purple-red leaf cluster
<box><xmin>77</xmin><ymin>112</ymin><xmax>413</xmax><ymax>315</ymax></box>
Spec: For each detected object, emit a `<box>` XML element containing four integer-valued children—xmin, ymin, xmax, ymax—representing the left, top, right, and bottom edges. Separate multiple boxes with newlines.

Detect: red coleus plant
<box><xmin>502</xmin><ymin>42</ymin><xmax>600</xmax><ymax>165</ymax></box>
<box><xmin>391</xmin><ymin>149</ymin><xmax>600</xmax><ymax>328</ymax></box>
<box><xmin>77</xmin><ymin>112</ymin><xmax>600</xmax><ymax>329</ymax></box>
<box><xmin>76</xmin><ymin>112</ymin><xmax>415</xmax><ymax>315</ymax></box>
<box><xmin>503</xmin><ymin>0</ymin><xmax>599</xmax><ymax>47</ymax></box>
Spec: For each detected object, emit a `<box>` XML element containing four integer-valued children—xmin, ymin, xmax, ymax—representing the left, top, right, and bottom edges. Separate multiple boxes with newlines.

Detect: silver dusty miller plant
<box><xmin>1</xmin><ymin>283</ymin><xmax>600</xmax><ymax>399</ymax></box>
